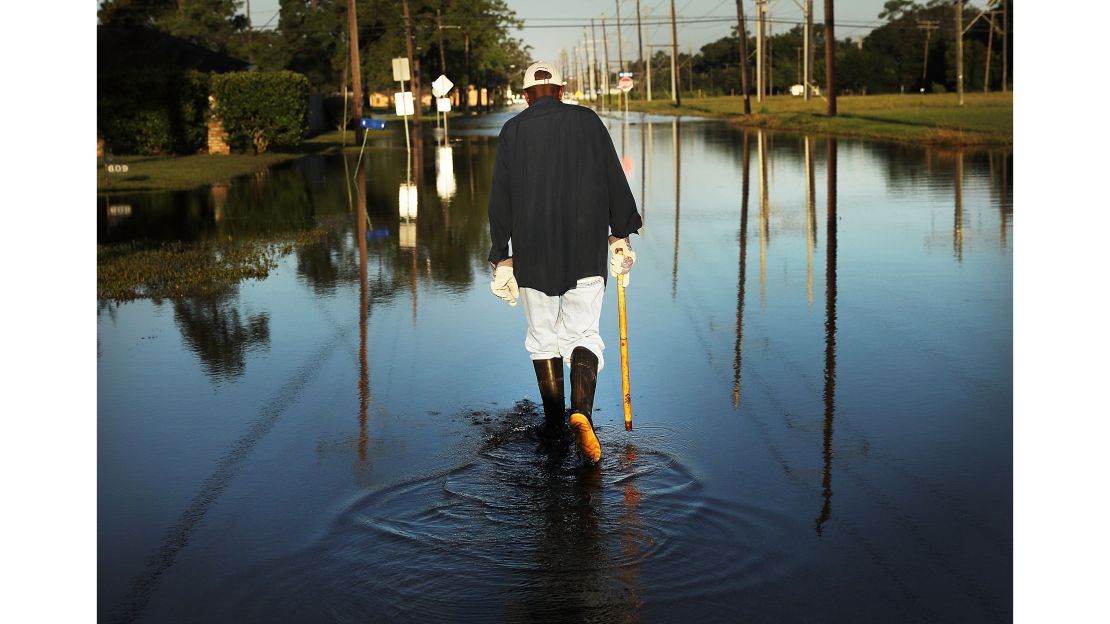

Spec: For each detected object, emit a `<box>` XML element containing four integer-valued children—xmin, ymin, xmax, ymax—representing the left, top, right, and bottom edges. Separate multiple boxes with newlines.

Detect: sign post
<box><xmin>392</xmin><ymin>57</ymin><xmax>413</xmax><ymax>179</ymax></box>
<box><xmin>618</xmin><ymin>74</ymin><xmax>634</xmax><ymax>118</ymax></box>
<box><xmin>431</xmin><ymin>74</ymin><xmax>454</xmax><ymax>144</ymax></box>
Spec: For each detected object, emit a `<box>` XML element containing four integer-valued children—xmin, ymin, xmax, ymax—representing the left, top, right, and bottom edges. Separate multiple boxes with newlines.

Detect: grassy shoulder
<box><xmin>622</xmin><ymin>92</ymin><xmax>1012</xmax><ymax>145</ymax></box>
<box><xmin>97</xmin><ymin>152</ymin><xmax>303</xmax><ymax>193</ymax></box>
<box><xmin>96</xmin><ymin>114</ymin><xmax>453</xmax><ymax>193</ymax></box>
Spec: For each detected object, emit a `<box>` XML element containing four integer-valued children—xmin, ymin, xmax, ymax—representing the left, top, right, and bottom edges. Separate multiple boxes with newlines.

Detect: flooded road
<box><xmin>98</xmin><ymin>108</ymin><xmax>1012</xmax><ymax>622</ymax></box>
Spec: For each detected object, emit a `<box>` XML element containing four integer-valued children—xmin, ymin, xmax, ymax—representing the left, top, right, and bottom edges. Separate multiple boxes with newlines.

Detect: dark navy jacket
<box><xmin>487</xmin><ymin>96</ymin><xmax>642</xmax><ymax>296</ymax></box>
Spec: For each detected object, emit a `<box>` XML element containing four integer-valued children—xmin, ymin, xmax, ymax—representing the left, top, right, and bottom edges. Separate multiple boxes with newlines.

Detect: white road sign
<box><xmin>395</xmin><ymin>91</ymin><xmax>414</xmax><ymax>116</ymax></box>
<box><xmin>392</xmin><ymin>57</ymin><xmax>410</xmax><ymax>82</ymax></box>
<box><xmin>431</xmin><ymin>74</ymin><xmax>454</xmax><ymax>98</ymax></box>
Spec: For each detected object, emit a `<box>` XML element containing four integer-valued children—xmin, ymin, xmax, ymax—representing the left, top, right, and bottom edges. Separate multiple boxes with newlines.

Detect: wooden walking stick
<box><xmin>616</xmin><ymin>258</ymin><xmax>633</xmax><ymax>431</ymax></box>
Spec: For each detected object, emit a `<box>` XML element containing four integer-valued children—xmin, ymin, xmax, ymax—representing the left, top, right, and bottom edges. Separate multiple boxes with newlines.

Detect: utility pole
<box><xmin>756</xmin><ymin>0</ymin><xmax>765</xmax><ymax>102</ymax></box>
<box><xmin>804</xmin><ymin>0</ymin><xmax>813</xmax><ymax>101</ymax></box>
<box><xmin>918</xmin><ymin>20</ymin><xmax>939</xmax><ymax>83</ymax></box>
<box><xmin>645</xmin><ymin>11</ymin><xmax>653</xmax><ymax>101</ymax></box>
<box><xmin>1001</xmin><ymin>0</ymin><xmax>1008</xmax><ymax>93</ymax></box>
<box><xmin>670</xmin><ymin>0</ymin><xmax>681</xmax><ymax>106</ymax></box>
<box><xmin>591</xmin><ymin>19</ymin><xmax>601</xmax><ymax>108</ymax></box>
<box><xmin>402</xmin><ymin>0</ymin><xmax>421</xmax><ymax>131</ymax></box>
<box><xmin>585</xmin><ymin>27</ymin><xmax>597</xmax><ymax>103</ymax></box>
<box><xmin>736</xmin><ymin>0</ymin><xmax>751</xmax><ymax>114</ymax></box>
<box><xmin>602</xmin><ymin>15</ymin><xmax>612</xmax><ymax>109</ymax></box>
<box><xmin>347</xmin><ymin>0</ymin><xmax>364</xmax><ymax>143</ymax></box>
<box><xmin>571</xmin><ymin>47</ymin><xmax>579</xmax><ymax>93</ymax></box>
<box><xmin>984</xmin><ymin>8</ymin><xmax>994</xmax><ymax>92</ymax></box>
<box><xmin>636</xmin><ymin>0</ymin><xmax>645</xmax><ymax>83</ymax></box>
<box><xmin>616</xmin><ymin>0</ymin><xmax>625</xmax><ymax>73</ymax></box>
<box><xmin>956</xmin><ymin>0</ymin><xmax>964</xmax><ymax>106</ymax></box>
<box><xmin>463</xmin><ymin>32</ymin><xmax>471</xmax><ymax>115</ymax></box>
<box><xmin>436</xmin><ymin>7</ymin><xmax>447</xmax><ymax>76</ymax></box>
<box><xmin>824</xmin><ymin>0</ymin><xmax>836</xmax><ymax>116</ymax></box>
<box><xmin>688</xmin><ymin>46</ymin><xmax>694</xmax><ymax>93</ymax></box>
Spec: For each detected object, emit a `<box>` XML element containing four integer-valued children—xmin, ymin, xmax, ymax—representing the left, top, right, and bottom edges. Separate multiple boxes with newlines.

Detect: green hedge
<box><xmin>211</xmin><ymin>71</ymin><xmax>310</xmax><ymax>154</ymax></box>
<box><xmin>98</xmin><ymin>70</ymin><xmax>210</xmax><ymax>155</ymax></box>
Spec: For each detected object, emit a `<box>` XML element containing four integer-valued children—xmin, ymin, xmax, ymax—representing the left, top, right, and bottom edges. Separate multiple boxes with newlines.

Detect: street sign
<box><xmin>394</xmin><ymin>91</ymin><xmax>414</xmax><ymax>116</ymax></box>
<box><xmin>359</xmin><ymin>118</ymin><xmax>387</xmax><ymax>130</ymax></box>
<box><xmin>618</xmin><ymin>76</ymin><xmax>633</xmax><ymax>92</ymax></box>
<box><xmin>436</xmin><ymin>97</ymin><xmax>451</xmax><ymax>113</ymax></box>
<box><xmin>619</xmin><ymin>71</ymin><xmax>634</xmax><ymax>78</ymax></box>
<box><xmin>431</xmin><ymin>74</ymin><xmax>454</xmax><ymax>98</ymax></box>
<box><xmin>392</xmin><ymin>58</ymin><xmax>410</xmax><ymax>82</ymax></box>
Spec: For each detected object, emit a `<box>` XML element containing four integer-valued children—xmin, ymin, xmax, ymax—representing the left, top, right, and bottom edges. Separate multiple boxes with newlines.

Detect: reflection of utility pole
<box><xmin>954</xmin><ymin>149</ymin><xmax>965</xmax><ymax>263</ymax></box>
<box><xmin>805</xmin><ymin>136</ymin><xmax>816</xmax><ymax>307</ymax></box>
<box><xmin>646</xmin><ymin>121</ymin><xmax>653</xmax><ymax>228</ymax></box>
<box><xmin>734</xmin><ymin>129</ymin><xmax>751</xmax><ymax>409</ymax></box>
<box><xmin>672</xmin><ymin>119</ymin><xmax>681</xmax><ymax>299</ymax></box>
<box><xmin>816</xmin><ymin>137</ymin><xmax>838</xmax><ymax>536</ymax></box>
<box><xmin>347</xmin><ymin>0</ymin><xmax>364</xmax><ymax>144</ymax></box>
<box><xmin>736</xmin><ymin>0</ymin><xmax>751</xmax><ymax>113</ymax></box>
<box><xmin>757</xmin><ymin>130</ymin><xmax>768</xmax><ymax>308</ymax></box>
<box><xmin>918</xmin><ymin>20</ymin><xmax>939</xmax><ymax>83</ymax></box>
<box><xmin>356</xmin><ymin>165</ymin><xmax>370</xmax><ymax>464</ymax></box>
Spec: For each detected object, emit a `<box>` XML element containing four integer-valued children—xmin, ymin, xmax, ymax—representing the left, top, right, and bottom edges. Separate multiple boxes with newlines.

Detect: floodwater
<box><xmin>98</xmin><ymin>107</ymin><xmax>1013</xmax><ymax>623</ymax></box>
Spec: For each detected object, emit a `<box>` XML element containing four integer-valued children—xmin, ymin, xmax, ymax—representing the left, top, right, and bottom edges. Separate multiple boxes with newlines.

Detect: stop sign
<box><xmin>618</xmin><ymin>76</ymin><xmax>633</xmax><ymax>92</ymax></box>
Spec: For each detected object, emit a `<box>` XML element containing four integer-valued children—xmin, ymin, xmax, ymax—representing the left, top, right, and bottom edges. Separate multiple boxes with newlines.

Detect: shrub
<box><xmin>211</xmin><ymin>71</ymin><xmax>310</xmax><ymax>154</ymax></box>
<box><xmin>98</xmin><ymin>70</ymin><xmax>210</xmax><ymax>155</ymax></box>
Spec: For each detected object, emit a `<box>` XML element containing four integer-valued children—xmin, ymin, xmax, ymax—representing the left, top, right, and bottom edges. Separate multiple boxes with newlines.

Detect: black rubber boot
<box><xmin>569</xmin><ymin>347</ymin><xmax>601</xmax><ymax>463</ymax></box>
<box><xmin>532</xmin><ymin>357</ymin><xmax>565</xmax><ymax>439</ymax></box>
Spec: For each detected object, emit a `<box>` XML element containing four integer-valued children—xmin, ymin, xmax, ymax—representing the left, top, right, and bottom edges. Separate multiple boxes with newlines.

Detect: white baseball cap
<box><xmin>522</xmin><ymin>61</ymin><xmax>566</xmax><ymax>90</ymax></box>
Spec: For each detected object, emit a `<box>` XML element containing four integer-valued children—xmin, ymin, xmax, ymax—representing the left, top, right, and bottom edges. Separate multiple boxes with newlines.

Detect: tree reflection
<box><xmin>172</xmin><ymin>294</ymin><xmax>270</xmax><ymax>381</ymax></box>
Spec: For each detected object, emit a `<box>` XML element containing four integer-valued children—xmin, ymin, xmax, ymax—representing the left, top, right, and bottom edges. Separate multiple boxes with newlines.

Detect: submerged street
<box><xmin>98</xmin><ymin>109</ymin><xmax>1013</xmax><ymax>622</ymax></box>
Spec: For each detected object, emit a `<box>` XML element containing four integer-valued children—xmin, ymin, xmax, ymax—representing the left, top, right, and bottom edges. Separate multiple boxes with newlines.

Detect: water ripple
<box><xmin>219</xmin><ymin>401</ymin><xmax>798</xmax><ymax>622</ymax></box>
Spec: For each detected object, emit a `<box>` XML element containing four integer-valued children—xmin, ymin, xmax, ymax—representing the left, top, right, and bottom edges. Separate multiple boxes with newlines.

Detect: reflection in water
<box><xmin>172</xmin><ymin>295</ymin><xmax>270</xmax><ymax>381</ymax></box>
<box><xmin>816</xmin><ymin>138</ymin><xmax>839</xmax><ymax>536</ymax></box>
<box><xmin>805</xmin><ymin>136</ymin><xmax>817</xmax><ymax>307</ymax></box>
<box><xmin>672</xmin><ymin>119</ymin><xmax>681</xmax><ymax>300</ymax></box>
<box><xmin>954</xmin><ymin>148</ymin><xmax>965</xmax><ymax>263</ymax></box>
<box><xmin>733</xmin><ymin>130</ymin><xmax>751</xmax><ymax>410</ymax></box>
<box><xmin>617</xmin><ymin>445</ymin><xmax>646</xmax><ymax>623</ymax></box>
<box><xmin>357</xmin><ymin>163</ymin><xmax>371</xmax><ymax>465</ymax></box>
<box><xmin>758</xmin><ymin>130</ymin><xmax>769</xmax><ymax>308</ymax></box>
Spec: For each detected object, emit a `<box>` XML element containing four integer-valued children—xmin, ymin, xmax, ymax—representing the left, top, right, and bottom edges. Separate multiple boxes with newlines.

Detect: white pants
<box><xmin>520</xmin><ymin>276</ymin><xmax>606</xmax><ymax>371</ymax></box>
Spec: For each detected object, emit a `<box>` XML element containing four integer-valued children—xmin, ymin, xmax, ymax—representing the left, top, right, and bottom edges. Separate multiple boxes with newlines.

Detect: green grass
<box><xmin>96</xmin><ymin>118</ymin><xmax>446</xmax><ymax>193</ymax></box>
<box><xmin>623</xmin><ymin>92</ymin><xmax>1013</xmax><ymax>145</ymax></box>
<box><xmin>97</xmin><ymin>152</ymin><xmax>302</xmax><ymax>193</ymax></box>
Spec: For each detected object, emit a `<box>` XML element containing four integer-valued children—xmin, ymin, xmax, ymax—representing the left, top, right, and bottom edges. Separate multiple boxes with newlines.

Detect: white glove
<box><xmin>490</xmin><ymin>265</ymin><xmax>519</xmax><ymax>306</ymax></box>
<box><xmin>609</xmin><ymin>238</ymin><xmax>636</xmax><ymax>287</ymax></box>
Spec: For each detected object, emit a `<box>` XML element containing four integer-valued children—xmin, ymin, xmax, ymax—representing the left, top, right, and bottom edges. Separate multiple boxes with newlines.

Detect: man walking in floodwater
<box><xmin>488</xmin><ymin>61</ymin><xmax>642</xmax><ymax>464</ymax></box>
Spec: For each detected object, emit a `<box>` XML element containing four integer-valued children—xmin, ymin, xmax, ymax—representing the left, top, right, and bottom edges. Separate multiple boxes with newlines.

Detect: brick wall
<box><xmin>207</xmin><ymin>95</ymin><xmax>231</xmax><ymax>155</ymax></box>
